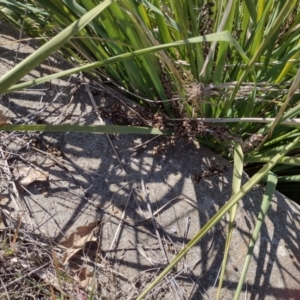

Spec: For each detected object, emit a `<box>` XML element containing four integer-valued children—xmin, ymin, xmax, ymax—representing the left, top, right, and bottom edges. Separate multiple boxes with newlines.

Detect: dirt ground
<box><xmin>1</xmin><ymin>20</ymin><xmax>300</xmax><ymax>300</ymax></box>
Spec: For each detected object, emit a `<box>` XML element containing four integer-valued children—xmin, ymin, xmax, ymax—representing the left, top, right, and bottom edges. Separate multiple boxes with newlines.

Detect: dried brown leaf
<box><xmin>74</xmin><ymin>266</ymin><xmax>96</xmax><ymax>288</ymax></box>
<box><xmin>0</xmin><ymin>196</ymin><xmax>9</xmax><ymax>229</ymax></box>
<box><xmin>50</xmin><ymin>285</ymin><xmax>57</xmax><ymax>300</ymax></box>
<box><xmin>13</xmin><ymin>166</ymin><xmax>48</xmax><ymax>186</ymax></box>
<box><xmin>34</xmin><ymin>268</ymin><xmax>73</xmax><ymax>297</ymax></box>
<box><xmin>0</xmin><ymin>110</ymin><xmax>11</xmax><ymax>125</ymax></box>
<box><xmin>0</xmin><ymin>209</ymin><xmax>5</xmax><ymax>230</ymax></box>
<box><xmin>59</xmin><ymin>221</ymin><xmax>98</xmax><ymax>264</ymax></box>
<box><xmin>0</xmin><ymin>195</ymin><xmax>9</xmax><ymax>206</ymax></box>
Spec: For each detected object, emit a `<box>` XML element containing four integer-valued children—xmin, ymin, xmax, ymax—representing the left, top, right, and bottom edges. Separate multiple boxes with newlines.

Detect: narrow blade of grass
<box><xmin>213</xmin><ymin>0</ymin><xmax>238</xmax><ymax>84</ymax></box>
<box><xmin>0</xmin><ymin>0</ymin><xmax>115</xmax><ymax>93</ymax></box>
<box><xmin>0</xmin><ymin>124</ymin><xmax>164</xmax><ymax>135</ymax></box>
<box><xmin>233</xmin><ymin>172</ymin><xmax>277</xmax><ymax>300</ymax></box>
<box><xmin>278</xmin><ymin>175</ymin><xmax>300</xmax><ymax>182</ymax></box>
<box><xmin>136</xmin><ymin>135</ymin><xmax>300</xmax><ymax>300</ymax></box>
<box><xmin>221</xmin><ymin>0</ymin><xmax>297</xmax><ymax>115</ymax></box>
<box><xmin>217</xmin><ymin>142</ymin><xmax>244</xmax><ymax>299</ymax></box>
<box><xmin>245</xmin><ymin>156</ymin><xmax>300</xmax><ymax>166</ymax></box>
<box><xmin>256</xmin><ymin>67</ymin><xmax>300</xmax><ymax>148</ymax></box>
<box><xmin>4</xmin><ymin>31</ymin><xmax>249</xmax><ymax>94</ymax></box>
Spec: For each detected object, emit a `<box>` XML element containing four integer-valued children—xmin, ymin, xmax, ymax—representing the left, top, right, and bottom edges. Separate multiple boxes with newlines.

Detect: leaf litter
<box><xmin>59</xmin><ymin>221</ymin><xmax>99</xmax><ymax>264</ymax></box>
<box><xmin>0</xmin><ymin>110</ymin><xmax>11</xmax><ymax>125</ymax></box>
<box><xmin>13</xmin><ymin>164</ymin><xmax>49</xmax><ymax>186</ymax></box>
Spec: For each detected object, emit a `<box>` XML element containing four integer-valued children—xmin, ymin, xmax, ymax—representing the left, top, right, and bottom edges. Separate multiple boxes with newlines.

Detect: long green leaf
<box><xmin>0</xmin><ymin>124</ymin><xmax>164</xmax><ymax>135</ymax></box>
<box><xmin>3</xmin><ymin>32</ymin><xmax>249</xmax><ymax>94</ymax></box>
<box><xmin>245</xmin><ymin>156</ymin><xmax>300</xmax><ymax>166</ymax></box>
<box><xmin>0</xmin><ymin>0</ymin><xmax>46</xmax><ymax>15</ymax></box>
<box><xmin>217</xmin><ymin>142</ymin><xmax>244</xmax><ymax>299</ymax></box>
<box><xmin>0</xmin><ymin>0</ymin><xmax>115</xmax><ymax>93</ymax></box>
<box><xmin>136</xmin><ymin>135</ymin><xmax>300</xmax><ymax>299</ymax></box>
<box><xmin>278</xmin><ymin>175</ymin><xmax>300</xmax><ymax>182</ymax></box>
<box><xmin>255</xmin><ymin>67</ymin><xmax>300</xmax><ymax>149</ymax></box>
<box><xmin>233</xmin><ymin>172</ymin><xmax>277</xmax><ymax>300</ymax></box>
<box><xmin>244</xmin><ymin>0</ymin><xmax>257</xmax><ymax>24</ymax></box>
<box><xmin>213</xmin><ymin>0</ymin><xmax>237</xmax><ymax>84</ymax></box>
<box><xmin>221</xmin><ymin>0</ymin><xmax>297</xmax><ymax>115</ymax></box>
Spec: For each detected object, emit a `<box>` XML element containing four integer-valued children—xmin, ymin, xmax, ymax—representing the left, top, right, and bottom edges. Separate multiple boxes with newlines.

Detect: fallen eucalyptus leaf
<box><xmin>13</xmin><ymin>166</ymin><xmax>48</xmax><ymax>186</ymax></box>
<box><xmin>0</xmin><ymin>209</ymin><xmax>5</xmax><ymax>230</ymax></box>
<box><xmin>34</xmin><ymin>268</ymin><xmax>73</xmax><ymax>297</ymax></box>
<box><xmin>74</xmin><ymin>266</ymin><xmax>96</xmax><ymax>289</ymax></box>
<box><xmin>59</xmin><ymin>221</ymin><xmax>99</xmax><ymax>264</ymax></box>
<box><xmin>0</xmin><ymin>195</ymin><xmax>9</xmax><ymax>206</ymax></box>
<box><xmin>0</xmin><ymin>110</ymin><xmax>11</xmax><ymax>125</ymax></box>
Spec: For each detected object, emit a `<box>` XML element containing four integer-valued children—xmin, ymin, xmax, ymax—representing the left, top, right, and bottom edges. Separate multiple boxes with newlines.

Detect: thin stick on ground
<box><xmin>0</xmin><ymin>277</ymin><xmax>10</xmax><ymax>300</ymax></box>
<box><xmin>0</xmin><ymin>146</ymin><xmax>33</xmax><ymax>228</ymax></box>
<box><xmin>171</xmin><ymin>117</ymin><xmax>300</xmax><ymax>125</ymax></box>
<box><xmin>141</xmin><ymin>179</ymin><xmax>184</xmax><ymax>300</ymax></box>
<box><xmin>141</xmin><ymin>179</ymin><xmax>168</xmax><ymax>265</ymax></box>
<box><xmin>107</xmin><ymin>183</ymin><xmax>134</xmax><ymax>253</ymax></box>
<box><xmin>120</xmin><ymin>134</ymin><xmax>161</xmax><ymax>154</ymax></box>
<box><xmin>81</xmin><ymin>73</ymin><xmax>129</xmax><ymax>180</ymax></box>
<box><xmin>0</xmin><ymin>262</ymin><xmax>50</xmax><ymax>291</ymax></box>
